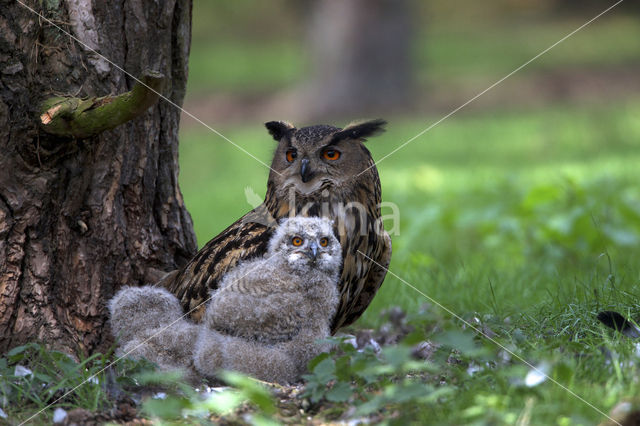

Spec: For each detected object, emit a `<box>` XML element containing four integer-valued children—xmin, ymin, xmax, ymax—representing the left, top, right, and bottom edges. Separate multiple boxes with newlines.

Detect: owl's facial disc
<box><xmin>283</xmin><ymin>175</ymin><xmax>324</xmax><ymax>194</ymax></box>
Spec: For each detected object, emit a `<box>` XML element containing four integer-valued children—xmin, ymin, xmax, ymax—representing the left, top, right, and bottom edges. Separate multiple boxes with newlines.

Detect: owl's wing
<box><xmin>333</xmin><ymin>229</ymin><xmax>392</xmax><ymax>332</ymax></box>
<box><xmin>160</xmin><ymin>212</ymin><xmax>274</xmax><ymax>322</ymax></box>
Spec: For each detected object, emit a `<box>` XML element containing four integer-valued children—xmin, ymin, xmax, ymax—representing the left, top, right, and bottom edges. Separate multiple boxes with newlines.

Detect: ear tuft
<box><xmin>332</xmin><ymin>119</ymin><xmax>387</xmax><ymax>143</ymax></box>
<box><xmin>265</xmin><ymin>121</ymin><xmax>295</xmax><ymax>141</ymax></box>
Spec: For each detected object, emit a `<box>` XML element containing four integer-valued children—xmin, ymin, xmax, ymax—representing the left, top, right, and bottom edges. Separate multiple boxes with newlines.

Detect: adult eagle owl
<box><xmin>161</xmin><ymin>119</ymin><xmax>392</xmax><ymax>332</ymax></box>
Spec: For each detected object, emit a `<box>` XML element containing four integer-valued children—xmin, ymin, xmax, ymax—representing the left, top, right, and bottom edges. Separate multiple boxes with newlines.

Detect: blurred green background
<box><xmin>178</xmin><ymin>1</ymin><xmax>640</xmax><ymax>328</ymax></box>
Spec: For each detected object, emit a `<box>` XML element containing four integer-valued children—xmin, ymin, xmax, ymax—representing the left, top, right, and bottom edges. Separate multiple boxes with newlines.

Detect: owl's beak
<box><xmin>300</xmin><ymin>158</ymin><xmax>313</xmax><ymax>183</ymax></box>
<box><xmin>306</xmin><ymin>241</ymin><xmax>319</xmax><ymax>261</ymax></box>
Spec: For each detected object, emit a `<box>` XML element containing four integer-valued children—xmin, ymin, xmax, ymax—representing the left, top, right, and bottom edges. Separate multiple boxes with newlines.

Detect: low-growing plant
<box><xmin>0</xmin><ymin>342</ymin><xmax>155</xmax><ymax>422</ymax></box>
<box><xmin>138</xmin><ymin>369</ymin><xmax>278</xmax><ymax>425</ymax></box>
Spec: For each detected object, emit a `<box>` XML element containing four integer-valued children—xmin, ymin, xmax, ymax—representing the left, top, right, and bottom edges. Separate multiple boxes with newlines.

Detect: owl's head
<box><xmin>265</xmin><ymin>119</ymin><xmax>386</xmax><ymax>194</ymax></box>
<box><xmin>267</xmin><ymin>216</ymin><xmax>342</xmax><ymax>276</ymax></box>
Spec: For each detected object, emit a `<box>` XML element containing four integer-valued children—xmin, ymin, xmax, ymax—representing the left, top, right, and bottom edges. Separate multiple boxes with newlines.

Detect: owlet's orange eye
<box><xmin>319</xmin><ymin>237</ymin><xmax>329</xmax><ymax>247</ymax></box>
<box><xmin>291</xmin><ymin>236</ymin><xmax>303</xmax><ymax>246</ymax></box>
<box><xmin>286</xmin><ymin>149</ymin><xmax>297</xmax><ymax>163</ymax></box>
<box><xmin>323</xmin><ymin>149</ymin><xmax>340</xmax><ymax>161</ymax></box>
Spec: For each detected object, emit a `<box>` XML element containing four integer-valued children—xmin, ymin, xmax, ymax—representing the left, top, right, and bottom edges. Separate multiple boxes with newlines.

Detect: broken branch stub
<box><xmin>39</xmin><ymin>70</ymin><xmax>165</xmax><ymax>139</ymax></box>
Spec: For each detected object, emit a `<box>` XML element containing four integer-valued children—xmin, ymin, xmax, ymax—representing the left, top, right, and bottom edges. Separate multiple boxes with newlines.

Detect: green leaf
<box><xmin>252</xmin><ymin>415</ymin><xmax>281</xmax><ymax>426</ymax></box>
<box><xmin>401</xmin><ymin>360</ymin><xmax>437</xmax><ymax>373</ymax></box>
<box><xmin>355</xmin><ymin>395</ymin><xmax>386</xmax><ymax>416</ymax></box>
<box><xmin>307</xmin><ymin>352</ymin><xmax>330</xmax><ymax>371</ymax></box>
<box><xmin>312</xmin><ymin>358</ymin><xmax>336</xmax><ymax>384</ymax></box>
<box><xmin>310</xmin><ymin>386</ymin><xmax>325</xmax><ymax>404</ymax></box>
<box><xmin>433</xmin><ymin>330</ymin><xmax>478</xmax><ymax>355</ymax></box>
<box><xmin>7</xmin><ymin>344</ymin><xmax>37</xmax><ymax>362</ymax></box>
<box><xmin>134</xmin><ymin>369</ymin><xmax>184</xmax><ymax>386</ymax></box>
<box><xmin>219</xmin><ymin>371</ymin><xmax>275</xmax><ymax>415</ymax></box>
<box><xmin>334</xmin><ymin>355</ymin><xmax>352</xmax><ymax>382</ymax></box>
<box><xmin>199</xmin><ymin>390</ymin><xmax>244</xmax><ymax>415</ymax></box>
<box><xmin>382</xmin><ymin>345</ymin><xmax>412</xmax><ymax>369</ymax></box>
<box><xmin>325</xmin><ymin>381</ymin><xmax>353</xmax><ymax>402</ymax></box>
<box><xmin>33</xmin><ymin>372</ymin><xmax>53</xmax><ymax>383</ymax></box>
<box><xmin>402</xmin><ymin>329</ymin><xmax>427</xmax><ymax>346</ymax></box>
<box><xmin>387</xmin><ymin>382</ymin><xmax>432</xmax><ymax>403</ymax></box>
<box><xmin>142</xmin><ymin>396</ymin><xmax>189</xmax><ymax>419</ymax></box>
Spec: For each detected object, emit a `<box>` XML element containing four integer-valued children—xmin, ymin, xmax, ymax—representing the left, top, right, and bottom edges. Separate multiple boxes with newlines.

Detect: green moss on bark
<box><xmin>39</xmin><ymin>71</ymin><xmax>165</xmax><ymax>139</ymax></box>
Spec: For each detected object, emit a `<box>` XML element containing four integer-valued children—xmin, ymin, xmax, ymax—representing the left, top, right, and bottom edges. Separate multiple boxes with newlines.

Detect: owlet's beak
<box><xmin>300</xmin><ymin>158</ymin><xmax>313</xmax><ymax>183</ymax></box>
<box><xmin>305</xmin><ymin>241</ymin><xmax>319</xmax><ymax>261</ymax></box>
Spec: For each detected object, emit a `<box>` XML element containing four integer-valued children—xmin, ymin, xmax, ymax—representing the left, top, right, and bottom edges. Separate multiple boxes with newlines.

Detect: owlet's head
<box><xmin>265</xmin><ymin>119</ymin><xmax>386</xmax><ymax>195</ymax></box>
<box><xmin>267</xmin><ymin>216</ymin><xmax>342</xmax><ymax>275</ymax></box>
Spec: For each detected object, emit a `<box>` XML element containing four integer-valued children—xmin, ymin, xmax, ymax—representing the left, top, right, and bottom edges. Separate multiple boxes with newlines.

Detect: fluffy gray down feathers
<box><xmin>108</xmin><ymin>217</ymin><xmax>341</xmax><ymax>384</ymax></box>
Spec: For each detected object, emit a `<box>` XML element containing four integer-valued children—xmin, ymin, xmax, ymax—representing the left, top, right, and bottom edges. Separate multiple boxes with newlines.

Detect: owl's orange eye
<box><xmin>291</xmin><ymin>236</ymin><xmax>303</xmax><ymax>246</ymax></box>
<box><xmin>286</xmin><ymin>149</ymin><xmax>297</xmax><ymax>163</ymax></box>
<box><xmin>319</xmin><ymin>237</ymin><xmax>329</xmax><ymax>247</ymax></box>
<box><xmin>323</xmin><ymin>149</ymin><xmax>340</xmax><ymax>161</ymax></box>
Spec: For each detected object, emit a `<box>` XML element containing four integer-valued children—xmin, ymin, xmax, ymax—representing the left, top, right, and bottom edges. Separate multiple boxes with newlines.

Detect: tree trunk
<box><xmin>301</xmin><ymin>0</ymin><xmax>414</xmax><ymax>119</ymax></box>
<box><xmin>0</xmin><ymin>0</ymin><xmax>196</xmax><ymax>355</ymax></box>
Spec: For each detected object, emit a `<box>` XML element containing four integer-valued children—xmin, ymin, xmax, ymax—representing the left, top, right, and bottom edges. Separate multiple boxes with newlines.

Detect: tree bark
<box><xmin>301</xmin><ymin>0</ymin><xmax>414</xmax><ymax>119</ymax></box>
<box><xmin>0</xmin><ymin>0</ymin><xmax>196</xmax><ymax>355</ymax></box>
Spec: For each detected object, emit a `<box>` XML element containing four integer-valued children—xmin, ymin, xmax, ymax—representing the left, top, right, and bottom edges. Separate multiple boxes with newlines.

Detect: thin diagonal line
<box><xmin>357</xmin><ymin>250</ymin><xmax>620</xmax><ymax>426</ymax></box>
<box><xmin>19</xmin><ymin>250</ymin><xmax>282</xmax><ymax>426</ymax></box>
<box><xmin>15</xmin><ymin>0</ymin><xmax>280</xmax><ymax>176</ymax></box>
<box><xmin>357</xmin><ymin>0</ymin><xmax>624</xmax><ymax>177</ymax></box>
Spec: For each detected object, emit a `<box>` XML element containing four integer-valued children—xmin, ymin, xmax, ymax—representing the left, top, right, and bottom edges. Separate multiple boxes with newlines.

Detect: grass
<box><xmin>0</xmin><ymin>343</ymin><xmax>158</xmax><ymax>423</ymax></box>
<box><xmin>177</xmin><ymin>98</ymin><xmax>640</xmax><ymax>423</ymax></box>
